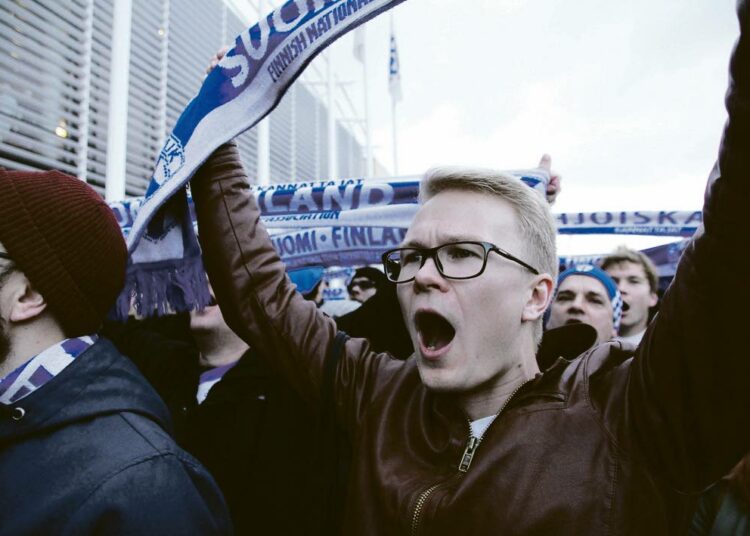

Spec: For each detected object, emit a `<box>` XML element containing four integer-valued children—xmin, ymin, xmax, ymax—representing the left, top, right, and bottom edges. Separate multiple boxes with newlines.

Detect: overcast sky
<box><xmin>246</xmin><ymin>0</ymin><xmax>740</xmax><ymax>254</ymax></box>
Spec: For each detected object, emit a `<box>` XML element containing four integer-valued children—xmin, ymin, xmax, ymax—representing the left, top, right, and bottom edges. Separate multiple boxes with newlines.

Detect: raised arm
<box><xmin>190</xmin><ymin>144</ymin><xmax>400</xmax><ymax>429</ymax></box>
<box><xmin>602</xmin><ymin>0</ymin><xmax>750</xmax><ymax>492</ymax></box>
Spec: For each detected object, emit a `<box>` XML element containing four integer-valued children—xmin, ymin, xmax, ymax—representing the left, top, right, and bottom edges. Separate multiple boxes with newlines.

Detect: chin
<box><xmin>416</xmin><ymin>362</ymin><xmax>464</xmax><ymax>393</ymax></box>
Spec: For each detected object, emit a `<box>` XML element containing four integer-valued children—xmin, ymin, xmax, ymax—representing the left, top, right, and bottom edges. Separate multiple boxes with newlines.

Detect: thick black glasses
<box><xmin>0</xmin><ymin>251</ymin><xmax>14</xmax><ymax>282</ymax></box>
<box><xmin>381</xmin><ymin>241</ymin><xmax>539</xmax><ymax>284</ymax></box>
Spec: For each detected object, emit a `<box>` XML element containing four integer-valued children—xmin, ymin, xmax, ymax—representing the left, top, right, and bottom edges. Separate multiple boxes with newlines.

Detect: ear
<box><xmin>522</xmin><ymin>273</ymin><xmax>554</xmax><ymax>322</ymax></box>
<box><xmin>9</xmin><ymin>276</ymin><xmax>48</xmax><ymax>323</ymax></box>
<box><xmin>648</xmin><ymin>291</ymin><xmax>658</xmax><ymax>308</ymax></box>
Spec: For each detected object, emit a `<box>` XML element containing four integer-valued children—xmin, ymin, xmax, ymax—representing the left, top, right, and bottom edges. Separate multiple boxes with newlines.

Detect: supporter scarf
<box><xmin>0</xmin><ymin>336</ymin><xmax>97</xmax><ymax>404</ymax></box>
<box><xmin>121</xmin><ymin>0</ymin><xmax>406</xmax><ymax>320</ymax></box>
<box><xmin>112</xmin><ymin>176</ymin><xmax>699</xmax><ymax>274</ymax></box>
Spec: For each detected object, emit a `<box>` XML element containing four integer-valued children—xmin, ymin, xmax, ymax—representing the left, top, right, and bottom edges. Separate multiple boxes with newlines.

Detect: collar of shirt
<box><xmin>0</xmin><ymin>335</ymin><xmax>98</xmax><ymax>405</ymax></box>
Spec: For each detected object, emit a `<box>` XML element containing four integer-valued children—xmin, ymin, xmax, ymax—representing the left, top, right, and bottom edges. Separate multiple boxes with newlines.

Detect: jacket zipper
<box><xmin>410</xmin><ymin>380</ymin><xmax>530</xmax><ymax>535</ymax></box>
<box><xmin>410</xmin><ymin>483</ymin><xmax>441</xmax><ymax>536</ymax></box>
<box><xmin>457</xmin><ymin>380</ymin><xmax>528</xmax><ymax>473</ymax></box>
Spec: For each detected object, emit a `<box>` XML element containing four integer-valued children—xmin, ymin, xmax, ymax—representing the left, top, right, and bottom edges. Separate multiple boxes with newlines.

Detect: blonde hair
<box><xmin>420</xmin><ymin>167</ymin><xmax>558</xmax><ymax>344</ymax></box>
<box><xmin>600</xmin><ymin>246</ymin><xmax>659</xmax><ymax>293</ymax></box>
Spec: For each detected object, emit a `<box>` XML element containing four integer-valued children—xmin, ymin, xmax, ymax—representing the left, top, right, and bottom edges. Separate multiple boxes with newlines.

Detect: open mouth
<box><xmin>622</xmin><ymin>301</ymin><xmax>630</xmax><ymax>312</ymax></box>
<box><xmin>415</xmin><ymin>311</ymin><xmax>456</xmax><ymax>354</ymax></box>
<box><xmin>565</xmin><ymin>318</ymin><xmax>583</xmax><ymax>325</ymax></box>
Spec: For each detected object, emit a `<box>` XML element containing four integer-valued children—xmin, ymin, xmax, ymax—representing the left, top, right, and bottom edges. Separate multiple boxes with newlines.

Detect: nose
<box><xmin>566</xmin><ymin>295</ymin><xmax>585</xmax><ymax>314</ymax></box>
<box><xmin>413</xmin><ymin>255</ymin><xmax>448</xmax><ymax>292</ymax></box>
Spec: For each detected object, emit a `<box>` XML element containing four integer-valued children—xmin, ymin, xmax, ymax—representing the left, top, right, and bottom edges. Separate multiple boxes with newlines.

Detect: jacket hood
<box><xmin>0</xmin><ymin>338</ymin><xmax>171</xmax><ymax>443</ymax></box>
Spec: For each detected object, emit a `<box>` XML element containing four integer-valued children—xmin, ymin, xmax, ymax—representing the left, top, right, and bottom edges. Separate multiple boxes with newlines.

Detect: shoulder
<box><xmin>66</xmin><ymin>435</ymin><xmax>229</xmax><ymax>534</ymax></box>
<box><xmin>535</xmin><ymin>337</ymin><xmax>634</xmax><ymax>394</ymax></box>
<box><xmin>583</xmin><ymin>340</ymin><xmax>635</xmax><ymax>379</ymax></box>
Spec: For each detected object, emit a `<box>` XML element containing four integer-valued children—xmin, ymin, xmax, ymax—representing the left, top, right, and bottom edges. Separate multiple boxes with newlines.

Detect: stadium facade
<box><xmin>0</xmin><ymin>0</ymin><xmax>378</xmax><ymax>197</ymax></box>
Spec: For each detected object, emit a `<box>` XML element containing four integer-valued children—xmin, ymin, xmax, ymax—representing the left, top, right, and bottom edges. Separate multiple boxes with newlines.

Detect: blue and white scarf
<box><xmin>0</xmin><ymin>335</ymin><xmax>97</xmax><ymax>404</ymax></box>
<box><xmin>111</xmin><ymin>176</ymin><xmax>700</xmax><ymax>276</ymax></box>
<box><xmin>121</xmin><ymin>0</ymin><xmax>406</xmax><ymax>320</ymax></box>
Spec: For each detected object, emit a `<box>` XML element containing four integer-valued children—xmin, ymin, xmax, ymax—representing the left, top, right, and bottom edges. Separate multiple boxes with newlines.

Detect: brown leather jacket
<box><xmin>192</xmin><ymin>4</ymin><xmax>749</xmax><ymax>532</ymax></box>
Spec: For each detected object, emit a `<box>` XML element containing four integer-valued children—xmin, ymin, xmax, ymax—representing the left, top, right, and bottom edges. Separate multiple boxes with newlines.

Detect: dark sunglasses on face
<box><xmin>348</xmin><ymin>279</ymin><xmax>376</xmax><ymax>293</ymax></box>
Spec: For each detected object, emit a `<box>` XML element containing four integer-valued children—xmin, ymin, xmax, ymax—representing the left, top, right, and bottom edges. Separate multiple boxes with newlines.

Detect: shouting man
<box><xmin>192</xmin><ymin>3</ymin><xmax>749</xmax><ymax>533</ymax></box>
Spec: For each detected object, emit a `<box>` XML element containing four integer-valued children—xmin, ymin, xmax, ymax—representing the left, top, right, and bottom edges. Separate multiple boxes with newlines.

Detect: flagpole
<box><xmin>362</xmin><ymin>33</ymin><xmax>373</xmax><ymax>178</ymax></box>
<box><xmin>390</xmin><ymin>13</ymin><xmax>399</xmax><ymax>176</ymax></box>
<box><xmin>391</xmin><ymin>94</ymin><xmax>398</xmax><ymax>176</ymax></box>
<box><xmin>327</xmin><ymin>52</ymin><xmax>338</xmax><ymax>180</ymax></box>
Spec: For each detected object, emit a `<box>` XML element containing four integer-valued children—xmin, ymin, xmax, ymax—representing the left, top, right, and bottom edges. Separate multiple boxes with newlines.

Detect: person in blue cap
<box><xmin>546</xmin><ymin>264</ymin><xmax>623</xmax><ymax>345</ymax></box>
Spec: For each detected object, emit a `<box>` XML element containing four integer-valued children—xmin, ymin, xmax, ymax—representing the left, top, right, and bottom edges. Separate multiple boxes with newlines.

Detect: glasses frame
<box><xmin>381</xmin><ymin>240</ymin><xmax>539</xmax><ymax>284</ymax></box>
<box><xmin>0</xmin><ymin>251</ymin><xmax>15</xmax><ymax>282</ymax></box>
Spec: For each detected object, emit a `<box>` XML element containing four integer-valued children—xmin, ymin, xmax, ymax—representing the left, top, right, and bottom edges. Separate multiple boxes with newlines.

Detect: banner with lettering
<box><xmin>119</xmin><ymin>0</ymin><xmax>406</xmax><ymax>319</ymax></box>
<box><xmin>110</xmin><ymin>173</ymin><xmax>701</xmax><ymax>272</ymax></box>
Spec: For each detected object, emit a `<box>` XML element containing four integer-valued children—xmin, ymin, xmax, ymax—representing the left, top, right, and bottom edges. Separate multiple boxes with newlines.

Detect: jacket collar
<box><xmin>0</xmin><ymin>338</ymin><xmax>171</xmax><ymax>443</ymax></box>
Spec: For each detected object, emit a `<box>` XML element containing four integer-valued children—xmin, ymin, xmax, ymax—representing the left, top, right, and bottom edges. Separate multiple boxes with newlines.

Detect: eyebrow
<box><xmin>400</xmin><ymin>234</ymin><xmax>486</xmax><ymax>248</ymax></box>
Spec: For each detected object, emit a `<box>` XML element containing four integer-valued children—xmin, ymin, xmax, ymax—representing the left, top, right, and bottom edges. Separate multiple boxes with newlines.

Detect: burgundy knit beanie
<box><xmin>0</xmin><ymin>169</ymin><xmax>127</xmax><ymax>336</ymax></box>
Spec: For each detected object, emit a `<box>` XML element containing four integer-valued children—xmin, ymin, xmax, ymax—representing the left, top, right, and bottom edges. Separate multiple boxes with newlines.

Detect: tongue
<box><xmin>418</xmin><ymin>312</ymin><xmax>455</xmax><ymax>351</ymax></box>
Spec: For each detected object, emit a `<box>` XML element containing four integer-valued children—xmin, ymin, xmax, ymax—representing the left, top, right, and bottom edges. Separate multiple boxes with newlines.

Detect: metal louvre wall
<box><xmin>85</xmin><ymin>0</ymin><xmax>113</xmax><ymax>191</ymax></box>
<box><xmin>0</xmin><ymin>0</ymin><xmax>90</xmax><ymax>177</ymax></box>
<box><xmin>317</xmin><ymin>98</ymin><xmax>329</xmax><ymax>180</ymax></box>
<box><xmin>269</xmin><ymin>87</ymin><xmax>294</xmax><ymax>183</ymax></box>
<box><xmin>0</xmin><ymin>0</ymin><xmax>370</xmax><ymax>197</ymax></box>
<box><xmin>294</xmin><ymin>84</ymin><xmax>319</xmax><ymax>181</ymax></box>
<box><xmin>337</xmin><ymin>123</ymin><xmax>364</xmax><ymax>179</ymax></box>
<box><xmin>125</xmin><ymin>0</ymin><xmax>168</xmax><ymax>195</ymax></box>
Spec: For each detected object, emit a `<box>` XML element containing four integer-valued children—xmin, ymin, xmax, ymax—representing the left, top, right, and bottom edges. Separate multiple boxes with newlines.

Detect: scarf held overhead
<box><xmin>111</xmin><ymin>172</ymin><xmax>700</xmax><ymax>273</ymax></box>
<box><xmin>121</xmin><ymin>0</ymin><xmax>406</xmax><ymax>320</ymax></box>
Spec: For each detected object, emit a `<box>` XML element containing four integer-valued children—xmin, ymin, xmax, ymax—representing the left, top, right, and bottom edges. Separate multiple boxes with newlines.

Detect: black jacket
<box><xmin>107</xmin><ymin>317</ymin><xmax>346</xmax><ymax>535</ymax></box>
<box><xmin>0</xmin><ymin>338</ymin><xmax>230</xmax><ymax>535</ymax></box>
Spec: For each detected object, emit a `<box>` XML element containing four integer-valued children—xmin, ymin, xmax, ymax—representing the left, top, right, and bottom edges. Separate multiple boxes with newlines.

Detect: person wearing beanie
<box><xmin>545</xmin><ymin>264</ymin><xmax>623</xmax><ymax>345</ymax></box>
<box><xmin>0</xmin><ymin>169</ymin><xmax>230</xmax><ymax>534</ymax></box>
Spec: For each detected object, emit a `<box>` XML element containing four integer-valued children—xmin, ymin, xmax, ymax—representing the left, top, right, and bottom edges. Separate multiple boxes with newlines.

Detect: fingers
<box><xmin>205</xmin><ymin>45</ymin><xmax>231</xmax><ymax>76</ymax></box>
<box><xmin>538</xmin><ymin>153</ymin><xmax>552</xmax><ymax>171</ymax></box>
<box><xmin>546</xmin><ymin>175</ymin><xmax>561</xmax><ymax>205</ymax></box>
<box><xmin>538</xmin><ymin>154</ymin><xmax>561</xmax><ymax>205</ymax></box>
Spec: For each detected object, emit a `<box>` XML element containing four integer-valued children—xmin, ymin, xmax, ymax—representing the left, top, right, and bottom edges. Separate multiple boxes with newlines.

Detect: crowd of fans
<box><xmin>0</xmin><ymin>1</ymin><xmax>748</xmax><ymax>534</ymax></box>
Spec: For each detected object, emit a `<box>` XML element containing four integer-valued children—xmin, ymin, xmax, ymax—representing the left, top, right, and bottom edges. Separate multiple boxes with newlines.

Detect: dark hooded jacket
<box><xmin>103</xmin><ymin>315</ymin><xmax>347</xmax><ymax>536</ymax></box>
<box><xmin>0</xmin><ymin>338</ymin><xmax>231</xmax><ymax>535</ymax></box>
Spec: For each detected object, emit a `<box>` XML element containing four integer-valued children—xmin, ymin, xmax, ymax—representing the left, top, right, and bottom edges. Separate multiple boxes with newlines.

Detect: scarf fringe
<box><xmin>112</xmin><ymin>256</ymin><xmax>210</xmax><ymax>321</ymax></box>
